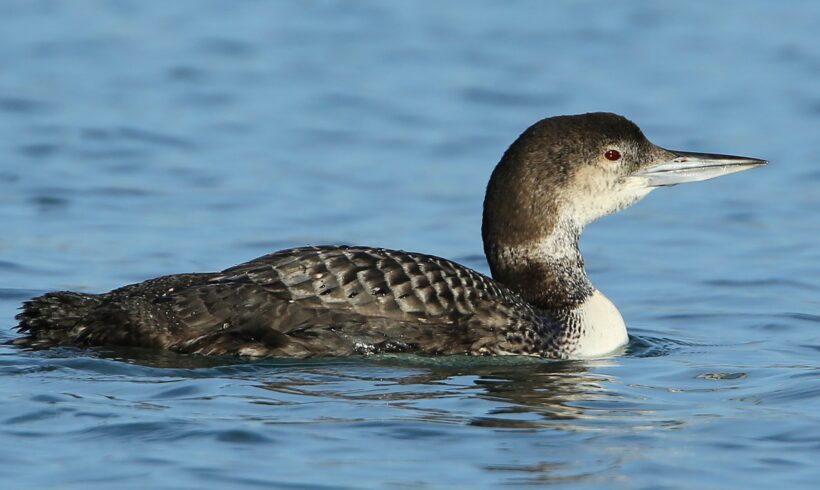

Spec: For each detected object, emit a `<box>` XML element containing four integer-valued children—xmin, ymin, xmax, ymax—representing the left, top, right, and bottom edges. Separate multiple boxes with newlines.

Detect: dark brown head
<box><xmin>481</xmin><ymin>112</ymin><xmax>766</xmax><ymax>308</ymax></box>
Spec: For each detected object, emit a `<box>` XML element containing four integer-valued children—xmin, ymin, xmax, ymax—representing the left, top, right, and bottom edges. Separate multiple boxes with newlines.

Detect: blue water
<box><xmin>1</xmin><ymin>1</ymin><xmax>819</xmax><ymax>488</ymax></box>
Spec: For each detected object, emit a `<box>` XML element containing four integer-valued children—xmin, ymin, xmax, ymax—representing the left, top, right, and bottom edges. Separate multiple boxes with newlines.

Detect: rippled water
<box><xmin>1</xmin><ymin>1</ymin><xmax>819</xmax><ymax>488</ymax></box>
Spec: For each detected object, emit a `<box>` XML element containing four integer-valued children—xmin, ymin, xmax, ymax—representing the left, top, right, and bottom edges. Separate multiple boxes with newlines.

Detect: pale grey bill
<box><xmin>632</xmin><ymin>150</ymin><xmax>767</xmax><ymax>187</ymax></box>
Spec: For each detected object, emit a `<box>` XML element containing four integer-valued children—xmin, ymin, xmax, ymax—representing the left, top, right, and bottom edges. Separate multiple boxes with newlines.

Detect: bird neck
<box><xmin>483</xmin><ymin>216</ymin><xmax>629</xmax><ymax>359</ymax></box>
<box><xmin>483</xmin><ymin>216</ymin><xmax>594</xmax><ymax>311</ymax></box>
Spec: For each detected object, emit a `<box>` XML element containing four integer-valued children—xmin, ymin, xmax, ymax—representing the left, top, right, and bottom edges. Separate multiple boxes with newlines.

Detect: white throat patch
<box><xmin>568</xmin><ymin>290</ymin><xmax>628</xmax><ymax>358</ymax></box>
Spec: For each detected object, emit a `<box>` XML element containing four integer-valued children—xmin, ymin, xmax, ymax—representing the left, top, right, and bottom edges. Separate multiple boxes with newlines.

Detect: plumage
<box><xmin>13</xmin><ymin>113</ymin><xmax>766</xmax><ymax>359</ymax></box>
<box><xmin>15</xmin><ymin>246</ymin><xmax>549</xmax><ymax>357</ymax></box>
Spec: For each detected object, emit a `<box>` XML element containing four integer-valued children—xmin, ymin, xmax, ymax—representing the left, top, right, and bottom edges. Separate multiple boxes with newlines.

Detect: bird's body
<box><xmin>17</xmin><ymin>246</ymin><xmax>560</xmax><ymax>357</ymax></box>
<box><xmin>13</xmin><ymin>113</ymin><xmax>765</xmax><ymax>359</ymax></box>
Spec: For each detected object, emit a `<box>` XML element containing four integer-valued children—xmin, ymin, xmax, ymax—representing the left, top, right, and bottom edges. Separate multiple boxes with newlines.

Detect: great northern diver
<box><xmin>13</xmin><ymin>113</ymin><xmax>765</xmax><ymax>359</ymax></box>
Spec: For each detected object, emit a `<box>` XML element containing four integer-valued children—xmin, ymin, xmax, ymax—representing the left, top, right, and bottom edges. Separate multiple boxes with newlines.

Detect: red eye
<box><xmin>604</xmin><ymin>149</ymin><xmax>621</xmax><ymax>161</ymax></box>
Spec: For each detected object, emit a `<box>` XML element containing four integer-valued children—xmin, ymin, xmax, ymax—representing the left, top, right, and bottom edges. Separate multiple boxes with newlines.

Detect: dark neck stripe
<box><xmin>484</xmin><ymin>220</ymin><xmax>594</xmax><ymax>312</ymax></box>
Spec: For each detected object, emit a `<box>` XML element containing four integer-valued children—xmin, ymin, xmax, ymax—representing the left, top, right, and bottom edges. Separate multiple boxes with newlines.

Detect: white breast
<box><xmin>568</xmin><ymin>289</ymin><xmax>628</xmax><ymax>358</ymax></box>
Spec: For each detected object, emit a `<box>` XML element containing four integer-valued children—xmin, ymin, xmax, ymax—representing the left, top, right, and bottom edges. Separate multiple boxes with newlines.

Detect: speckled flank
<box><xmin>15</xmin><ymin>246</ymin><xmax>561</xmax><ymax>357</ymax></box>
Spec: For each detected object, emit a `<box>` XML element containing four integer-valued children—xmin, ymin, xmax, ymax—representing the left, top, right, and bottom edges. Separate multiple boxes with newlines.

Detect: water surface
<box><xmin>1</xmin><ymin>1</ymin><xmax>819</xmax><ymax>488</ymax></box>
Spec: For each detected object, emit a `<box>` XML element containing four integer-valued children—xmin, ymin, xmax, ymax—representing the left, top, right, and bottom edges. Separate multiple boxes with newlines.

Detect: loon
<box><xmin>13</xmin><ymin>113</ymin><xmax>766</xmax><ymax>359</ymax></box>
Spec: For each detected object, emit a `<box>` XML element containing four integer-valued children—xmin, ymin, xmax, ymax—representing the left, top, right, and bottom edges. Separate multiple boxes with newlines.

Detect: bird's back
<box><xmin>15</xmin><ymin>246</ymin><xmax>540</xmax><ymax>357</ymax></box>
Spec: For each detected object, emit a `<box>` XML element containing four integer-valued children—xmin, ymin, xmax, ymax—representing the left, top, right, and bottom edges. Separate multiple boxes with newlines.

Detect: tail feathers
<box><xmin>13</xmin><ymin>292</ymin><xmax>102</xmax><ymax>347</ymax></box>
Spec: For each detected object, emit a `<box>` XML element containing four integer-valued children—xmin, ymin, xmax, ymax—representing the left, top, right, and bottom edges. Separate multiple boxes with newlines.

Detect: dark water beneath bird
<box><xmin>1</xmin><ymin>1</ymin><xmax>819</xmax><ymax>488</ymax></box>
